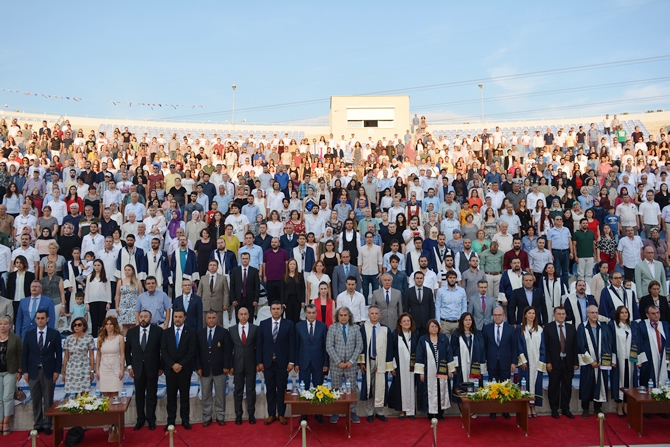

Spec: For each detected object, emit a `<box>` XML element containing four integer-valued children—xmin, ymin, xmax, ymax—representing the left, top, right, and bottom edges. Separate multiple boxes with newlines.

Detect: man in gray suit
<box><xmin>0</xmin><ymin>296</ymin><xmax>13</xmax><ymax>321</ymax></box>
<box><xmin>229</xmin><ymin>307</ymin><xmax>258</xmax><ymax>425</ymax></box>
<box><xmin>634</xmin><ymin>247</ymin><xmax>667</xmax><ymax>299</ymax></box>
<box><xmin>197</xmin><ymin>259</ymin><xmax>230</xmax><ymax>327</ymax></box>
<box><xmin>467</xmin><ymin>280</ymin><xmax>496</xmax><ymax>331</ymax></box>
<box><xmin>326</xmin><ymin>307</ymin><xmax>364</xmax><ymax>424</ymax></box>
<box><xmin>331</xmin><ymin>251</ymin><xmax>361</xmax><ymax>298</ymax></box>
<box><xmin>370</xmin><ymin>274</ymin><xmax>402</xmax><ymax>328</ymax></box>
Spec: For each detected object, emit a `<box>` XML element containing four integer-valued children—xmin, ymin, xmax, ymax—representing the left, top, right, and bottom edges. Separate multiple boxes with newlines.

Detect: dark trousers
<box><xmin>134</xmin><ymin>369</ymin><xmax>158</xmax><ymax>425</ymax></box>
<box><xmin>553</xmin><ymin>249</ymin><xmax>570</xmax><ymax>287</ymax></box>
<box><xmin>89</xmin><ymin>302</ymin><xmax>108</xmax><ymax>338</ymax></box>
<box><xmin>265</xmin><ymin>281</ymin><xmax>282</xmax><ymax>305</ymax></box>
<box><xmin>109</xmin><ymin>281</ymin><xmax>117</xmax><ymax>309</ymax></box>
<box><xmin>284</xmin><ymin>298</ymin><xmax>302</xmax><ymax>324</ymax></box>
<box><xmin>488</xmin><ymin>360</ymin><xmax>511</xmax><ymax>383</ymax></box>
<box><xmin>30</xmin><ymin>368</ymin><xmax>55</xmax><ymax>430</ymax></box>
<box><xmin>548</xmin><ymin>357</ymin><xmax>573</xmax><ymax>411</ymax></box>
<box><xmin>298</xmin><ymin>364</ymin><xmax>324</xmax><ymax>389</ymax></box>
<box><xmin>165</xmin><ymin>369</ymin><xmax>191</xmax><ymax>425</ymax></box>
<box><xmin>233</xmin><ymin>369</ymin><xmax>256</xmax><ymax>417</ymax></box>
<box><xmin>264</xmin><ymin>362</ymin><xmax>288</xmax><ymax>417</ymax></box>
<box><xmin>623</xmin><ymin>267</ymin><xmax>635</xmax><ymax>282</ymax></box>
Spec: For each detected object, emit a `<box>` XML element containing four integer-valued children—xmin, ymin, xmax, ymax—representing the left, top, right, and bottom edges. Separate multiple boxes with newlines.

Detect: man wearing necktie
<box><xmin>16</xmin><ymin>281</ymin><xmax>56</xmax><ymax>340</ymax></box>
<box><xmin>22</xmin><ymin>309</ymin><xmax>62</xmax><ymax>435</ymax></box>
<box><xmin>125</xmin><ymin>310</ymin><xmax>164</xmax><ymax>431</ymax></box>
<box><xmin>294</xmin><ymin>305</ymin><xmax>329</xmax><ymax>423</ymax></box>
<box><xmin>404</xmin><ymin>272</ymin><xmax>435</xmax><ymax>335</ymax></box>
<box><xmin>198</xmin><ymin>259</ymin><xmax>230</xmax><ymax>327</ymax></box>
<box><xmin>161</xmin><ymin>309</ymin><xmax>196</xmax><ymax>430</ymax></box>
<box><xmin>467</xmin><ymin>280</ymin><xmax>496</xmax><ymax>331</ymax></box>
<box><xmin>257</xmin><ymin>302</ymin><xmax>295</xmax><ymax>425</ymax></box>
<box><xmin>196</xmin><ymin>311</ymin><xmax>233</xmax><ymax>427</ymax></box>
<box><xmin>544</xmin><ymin>307</ymin><xmax>578</xmax><ymax>419</ymax></box>
<box><xmin>230</xmin><ymin>253</ymin><xmax>261</xmax><ymax>323</ymax></box>
<box><xmin>482</xmin><ymin>306</ymin><xmax>518</xmax><ymax>419</ymax></box>
<box><xmin>633</xmin><ymin>304</ymin><xmax>670</xmax><ymax>390</ymax></box>
<box><xmin>371</xmin><ymin>273</ymin><xmax>403</xmax><ymax>328</ymax></box>
<box><xmin>173</xmin><ymin>279</ymin><xmax>203</xmax><ymax>331</ymax></box>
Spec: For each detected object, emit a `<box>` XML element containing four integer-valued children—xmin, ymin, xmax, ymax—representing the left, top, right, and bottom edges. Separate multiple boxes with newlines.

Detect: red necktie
<box><xmin>242</xmin><ymin>268</ymin><xmax>247</xmax><ymax>297</ymax></box>
<box><xmin>241</xmin><ymin>326</ymin><xmax>247</xmax><ymax>345</ymax></box>
<box><xmin>481</xmin><ymin>295</ymin><xmax>486</xmax><ymax>314</ymax></box>
<box><xmin>652</xmin><ymin>322</ymin><xmax>662</xmax><ymax>355</ymax></box>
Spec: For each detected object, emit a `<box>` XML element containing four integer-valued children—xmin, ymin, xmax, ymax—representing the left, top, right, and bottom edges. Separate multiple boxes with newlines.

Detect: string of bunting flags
<box><xmin>1</xmin><ymin>88</ymin><xmax>207</xmax><ymax>109</ymax></box>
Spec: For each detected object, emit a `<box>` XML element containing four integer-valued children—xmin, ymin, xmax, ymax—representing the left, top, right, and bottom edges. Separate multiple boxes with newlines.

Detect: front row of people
<box><xmin>5</xmin><ymin>292</ymin><xmax>669</xmax><ymax>435</ymax></box>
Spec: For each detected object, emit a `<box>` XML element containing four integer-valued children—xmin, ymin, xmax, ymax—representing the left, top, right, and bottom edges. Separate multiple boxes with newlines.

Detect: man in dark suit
<box><xmin>404</xmin><ymin>271</ymin><xmax>434</xmax><ymax>334</ymax></box>
<box><xmin>161</xmin><ymin>309</ymin><xmax>197</xmax><ymax>430</ymax></box>
<box><xmin>331</xmin><ymin>250</ymin><xmax>361</xmax><ymax>298</ymax></box>
<box><xmin>21</xmin><ymin>309</ymin><xmax>62</xmax><ymax>435</ymax></box>
<box><xmin>126</xmin><ymin>309</ymin><xmax>164</xmax><ymax>431</ymax></box>
<box><xmin>279</xmin><ymin>224</ymin><xmax>299</xmax><ymax>254</ymax></box>
<box><xmin>229</xmin><ymin>253</ymin><xmax>260</xmax><ymax>322</ymax></box>
<box><xmin>544</xmin><ymin>306</ymin><xmax>578</xmax><ymax>419</ymax></box>
<box><xmin>482</xmin><ymin>306</ymin><xmax>518</xmax><ymax>419</ymax></box>
<box><xmin>196</xmin><ymin>311</ymin><xmax>232</xmax><ymax>427</ymax></box>
<box><xmin>229</xmin><ymin>307</ymin><xmax>258</xmax><ymax>425</ymax></box>
<box><xmin>257</xmin><ymin>301</ymin><xmax>295</xmax><ymax>425</ymax></box>
<box><xmin>172</xmin><ymin>279</ymin><xmax>203</xmax><ymax>331</ymax></box>
<box><xmin>294</xmin><ymin>304</ymin><xmax>329</xmax><ymax>423</ymax></box>
<box><xmin>507</xmin><ymin>273</ymin><xmax>547</xmax><ymax>326</ymax></box>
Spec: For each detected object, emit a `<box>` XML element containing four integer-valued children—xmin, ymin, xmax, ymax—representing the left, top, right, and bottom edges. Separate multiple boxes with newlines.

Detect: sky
<box><xmin>1</xmin><ymin>0</ymin><xmax>669</xmax><ymax>126</ymax></box>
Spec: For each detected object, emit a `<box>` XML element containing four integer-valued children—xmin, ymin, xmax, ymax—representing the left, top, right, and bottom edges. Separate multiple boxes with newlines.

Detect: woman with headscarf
<box><xmin>186</xmin><ymin>210</ymin><xmax>206</xmax><ymax>246</ymax></box>
<box><xmin>166</xmin><ymin>209</ymin><xmax>185</xmax><ymax>248</ymax></box>
<box><xmin>35</xmin><ymin>228</ymin><xmax>56</xmax><ymax>260</ymax></box>
<box><xmin>422</xmin><ymin>227</ymin><xmax>441</xmax><ymax>273</ymax></box>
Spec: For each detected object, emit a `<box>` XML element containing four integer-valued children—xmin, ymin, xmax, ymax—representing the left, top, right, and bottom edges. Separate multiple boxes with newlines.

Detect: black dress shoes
<box><xmin>314</xmin><ymin>415</ymin><xmax>324</xmax><ymax>423</ymax></box>
<box><xmin>43</xmin><ymin>428</ymin><xmax>52</xmax><ymax>436</ymax></box>
<box><xmin>249</xmin><ymin>416</ymin><xmax>256</xmax><ymax>424</ymax></box>
<box><xmin>367</xmin><ymin>416</ymin><xmax>374</xmax><ymax>423</ymax></box>
<box><xmin>563</xmin><ymin>410</ymin><xmax>575</xmax><ymax>419</ymax></box>
<box><xmin>149</xmin><ymin>423</ymin><xmax>157</xmax><ymax>430</ymax></box>
<box><xmin>490</xmin><ymin>413</ymin><xmax>497</xmax><ymax>419</ymax></box>
<box><xmin>376</xmin><ymin>415</ymin><xmax>388</xmax><ymax>422</ymax></box>
<box><xmin>182</xmin><ymin>423</ymin><xmax>192</xmax><ymax>430</ymax></box>
<box><xmin>502</xmin><ymin>413</ymin><xmax>511</xmax><ymax>419</ymax></box>
<box><xmin>551</xmin><ymin>410</ymin><xmax>560</xmax><ymax>419</ymax></box>
<box><xmin>235</xmin><ymin>417</ymin><xmax>242</xmax><ymax>425</ymax></box>
<box><xmin>134</xmin><ymin>422</ymin><xmax>144</xmax><ymax>431</ymax></box>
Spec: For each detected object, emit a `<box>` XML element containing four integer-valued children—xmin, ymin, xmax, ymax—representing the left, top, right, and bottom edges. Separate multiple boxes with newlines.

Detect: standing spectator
<box><xmin>415</xmin><ymin>319</ymin><xmax>454</xmax><ymax>421</ymax></box>
<box><xmin>62</xmin><ymin>317</ymin><xmax>95</xmax><ymax>395</ymax></box>
<box><xmin>196</xmin><ymin>311</ymin><xmax>232</xmax><ymax>428</ymax></box>
<box><xmin>435</xmin><ymin>271</ymin><xmax>467</xmax><ymax>336</ymax></box>
<box><xmin>331</xmin><ymin>251</ymin><xmax>361</xmax><ymax>298</ymax></box>
<box><xmin>230</xmin><ymin>307</ymin><xmax>258</xmax><ymax>425</ymax></box>
<box><xmin>467</xmin><ymin>280</ymin><xmax>496</xmax><ymax>331</ymax></box>
<box><xmin>577</xmin><ymin>306</ymin><xmax>613</xmax><ymax>419</ymax></box>
<box><xmin>388</xmin><ymin>313</ymin><xmax>419</xmax><ymax>419</ymax></box>
<box><xmin>198</xmin><ymin>259</ymin><xmax>229</xmax><ymax>326</ymax></box>
<box><xmin>161</xmin><ymin>309</ymin><xmax>196</xmax><ymax>430</ymax></box>
<box><xmin>15</xmin><ymin>282</ymin><xmax>55</xmax><ymax>340</ymax></box>
<box><xmin>230</xmin><ymin>253</ymin><xmax>260</xmax><ymax>322</ymax></box>
<box><xmin>280</xmin><ymin>259</ymin><xmax>306</xmax><ymax>324</ymax></box>
<box><xmin>84</xmin><ymin>260</ymin><xmax>112</xmax><ymax>338</ymax></box>
<box><xmin>263</xmin><ymin>237</ymin><xmax>289</xmax><ymax>301</ymax></box>
<box><xmin>634</xmin><ymin>246</ymin><xmax>667</xmax><ymax>299</ymax></box>
<box><xmin>326</xmin><ymin>307</ymin><xmax>364</xmax><ymax>424</ymax></box>
<box><xmin>617</xmin><ymin>226</ymin><xmax>643</xmax><ymax>281</ymax></box>
<box><xmin>547</xmin><ymin>216</ymin><xmax>573</xmax><ymax>286</ymax></box>
<box><xmin>482</xmin><ymin>306</ymin><xmax>518</xmax><ymax>419</ymax></box>
<box><xmin>0</xmin><ymin>316</ymin><xmax>21</xmax><ymax>435</ymax></box>
<box><xmin>21</xmin><ymin>309</ymin><xmax>61</xmax><ymax>435</ymax></box>
<box><xmin>516</xmin><ymin>307</ymin><xmax>546</xmax><ymax>417</ymax></box>
<box><xmin>573</xmin><ymin>219</ymin><xmax>596</xmax><ymax>284</ymax></box>
<box><xmin>370</xmin><ymin>273</ymin><xmax>402</xmax><ymax>329</ymax></box>
<box><xmin>544</xmin><ymin>307</ymin><xmax>578</xmax><ymax>419</ymax></box>
<box><xmin>608</xmin><ymin>306</ymin><xmax>635</xmax><ymax>417</ymax></box>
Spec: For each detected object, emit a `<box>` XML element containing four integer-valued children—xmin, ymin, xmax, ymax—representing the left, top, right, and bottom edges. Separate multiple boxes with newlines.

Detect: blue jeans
<box><xmin>553</xmin><ymin>249</ymin><xmax>570</xmax><ymax>287</ymax></box>
<box><xmin>361</xmin><ymin>274</ymin><xmax>379</xmax><ymax>304</ymax></box>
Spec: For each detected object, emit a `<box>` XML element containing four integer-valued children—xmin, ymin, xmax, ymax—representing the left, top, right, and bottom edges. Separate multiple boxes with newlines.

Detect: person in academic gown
<box><xmin>169</xmin><ymin>236</ymin><xmax>200</xmax><ymax>298</ymax></box>
<box><xmin>357</xmin><ymin>305</ymin><xmax>395</xmax><ymax>422</ymax></box>
<box><xmin>632</xmin><ymin>304</ymin><xmax>670</xmax><ymax>390</ymax></box>
<box><xmin>607</xmin><ymin>306</ymin><xmax>637</xmax><ymax>417</ymax></box>
<box><xmin>516</xmin><ymin>306</ymin><xmax>547</xmax><ymax>416</ymax></box>
<box><xmin>598</xmin><ymin>271</ymin><xmax>639</xmax><ymax>322</ymax></box>
<box><xmin>414</xmin><ymin>319</ymin><xmax>455</xmax><ymax>420</ymax></box>
<box><xmin>577</xmin><ymin>305</ymin><xmax>614</xmax><ymax>418</ymax></box>
<box><xmin>388</xmin><ymin>313</ymin><xmax>420</xmax><ymax>419</ymax></box>
<box><xmin>450</xmin><ymin>312</ymin><xmax>486</xmax><ymax>405</ymax></box>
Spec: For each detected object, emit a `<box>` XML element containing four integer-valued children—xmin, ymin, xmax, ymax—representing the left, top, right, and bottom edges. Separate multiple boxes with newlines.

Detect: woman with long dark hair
<box><xmin>415</xmin><ymin>319</ymin><xmax>454</xmax><ymax>421</ymax></box>
<box><xmin>84</xmin><ymin>260</ymin><xmax>112</xmax><ymax>338</ymax></box>
<box><xmin>608</xmin><ymin>305</ymin><xmax>635</xmax><ymax>418</ymax></box>
<box><xmin>516</xmin><ymin>306</ymin><xmax>546</xmax><ymax>417</ymax></box>
<box><xmin>450</xmin><ymin>312</ymin><xmax>485</xmax><ymax>404</ymax></box>
<box><xmin>280</xmin><ymin>259</ymin><xmax>306</xmax><ymax>324</ymax></box>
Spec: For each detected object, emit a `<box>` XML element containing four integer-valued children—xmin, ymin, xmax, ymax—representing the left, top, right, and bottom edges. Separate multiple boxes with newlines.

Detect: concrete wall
<box><xmin>329</xmin><ymin>96</ymin><xmax>410</xmax><ymax>142</ymax></box>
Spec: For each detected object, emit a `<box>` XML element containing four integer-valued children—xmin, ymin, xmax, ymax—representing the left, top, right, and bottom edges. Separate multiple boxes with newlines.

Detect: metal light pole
<box><xmin>478</xmin><ymin>83</ymin><xmax>484</xmax><ymax>128</ymax></box>
<box><xmin>231</xmin><ymin>84</ymin><xmax>236</xmax><ymax>127</ymax></box>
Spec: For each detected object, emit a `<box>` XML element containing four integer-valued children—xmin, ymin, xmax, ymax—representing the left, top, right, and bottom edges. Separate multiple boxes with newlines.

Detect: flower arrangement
<box><xmin>650</xmin><ymin>384</ymin><xmax>670</xmax><ymax>404</ymax></box>
<box><xmin>299</xmin><ymin>385</ymin><xmax>341</xmax><ymax>405</ymax></box>
<box><xmin>467</xmin><ymin>380</ymin><xmax>532</xmax><ymax>404</ymax></box>
<box><xmin>58</xmin><ymin>393</ymin><xmax>110</xmax><ymax>414</ymax></box>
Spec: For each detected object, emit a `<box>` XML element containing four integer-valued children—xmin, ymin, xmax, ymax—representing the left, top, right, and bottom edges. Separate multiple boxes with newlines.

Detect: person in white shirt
<box><xmin>103</xmin><ymin>179</ymin><xmax>123</xmax><ymax>208</ymax></box>
<box><xmin>81</xmin><ymin>222</ymin><xmax>105</xmax><ymax>256</ymax></box>
<box><xmin>485</xmin><ymin>182</ymin><xmax>505</xmax><ymax>211</ymax></box>
<box><xmin>13</xmin><ymin>204</ymin><xmax>37</xmax><ymax>238</ymax></box>
<box><xmin>335</xmin><ymin>277</ymin><xmax>367</xmax><ymax>324</ymax></box>
<box><xmin>408</xmin><ymin>256</ymin><xmax>440</xmax><ymax>295</ymax></box>
<box><xmin>11</xmin><ymin>234</ymin><xmax>40</xmax><ymax>273</ymax></box>
<box><xmin>638</xmin><ymin>190</ymin><xmax>662</xmax><ymax>236</ymax></box>
<box><xmin>304</xmin><ymin>206</ymin><xmax>325</xmax><ymax>242</ymax></box>
<box><xmin>526</xmin><ymin>184</ymin><xmax>546</xmax><ymax>211</ymax></box>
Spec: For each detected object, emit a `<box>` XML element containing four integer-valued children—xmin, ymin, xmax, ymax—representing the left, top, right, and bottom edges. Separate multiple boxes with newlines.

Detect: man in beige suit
<box><xmin>0</xmin><ymin>295</ymin><xmax>13</xmax><ymax>321</ymax></box>
<box><xmin>197</xmin><ymin>259</ymin><xmax>230</xmax><ymax>327</ymax></box>
<box><xmin>370</xmin><ymin>273</ymin><xmax>403</xmax><ymax>328</ymax></box>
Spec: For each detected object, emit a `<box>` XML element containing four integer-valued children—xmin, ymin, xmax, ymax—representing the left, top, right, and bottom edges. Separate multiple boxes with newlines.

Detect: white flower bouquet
<box><xmin>58</xmin><ymin>393</ymin><xmax>110</xmax><ymax>414</ymax></box>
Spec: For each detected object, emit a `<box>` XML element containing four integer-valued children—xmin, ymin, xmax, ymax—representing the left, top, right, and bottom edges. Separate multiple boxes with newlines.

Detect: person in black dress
<box><xmin>320</xmin><ymin>240</ymin><xmax>340</xmax><ymax>278</ymax></box>
<box><xmin>194</xmin><ymin>229</ymin><xmax>216</xmax><ymax>278</ymax></box>
<box><xmin>281</xmin><ymin>259</ymin><xmax>306</xmax><ymax>324</ymax></box>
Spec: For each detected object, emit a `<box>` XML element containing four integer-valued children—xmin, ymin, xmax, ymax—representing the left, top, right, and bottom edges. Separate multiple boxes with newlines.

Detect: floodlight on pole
<box><xmin>478</xmin><ymin>83</ymin><xmax>484</xmax><ymax>127</ymax></box>
<box><xmin>232</xmin><ymin>84</ymin><xmax>237</xmax><ymax>127</ymax></box>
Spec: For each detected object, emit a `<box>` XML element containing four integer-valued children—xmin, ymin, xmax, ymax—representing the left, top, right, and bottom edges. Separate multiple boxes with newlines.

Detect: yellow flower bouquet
<box><xmin>467</xmin><ymin>380</ymin><xmax>532</xmax><ymax>404</ymax></box>
<box><xmin>58</xmin><ymin>392</ymin><xmax>110</xmax><ymax>414</ymax></box>
<box><xmin>299</xmin><ymin>385</ymin><xmax>341</xmax><ymax>404</ymax></box>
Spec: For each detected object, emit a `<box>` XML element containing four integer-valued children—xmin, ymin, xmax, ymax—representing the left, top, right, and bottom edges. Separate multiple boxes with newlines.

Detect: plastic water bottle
<box><xmin>68</xmin><ymin>387</ymin><xmax>75</xmax><ymax>401</ymax></box>
<box><xmin>473</xmin><ymin>378</ymin><xmax>479</xmax><ymax>393</ymax></box>
<box><xmin>94</xmin><ymin>385</ymin><xmax>101</xmax><ymax>399</ymax></box>
<box><xmin>121</xmin><ymin>390</ymin><xmax>127</xmax><ymax>404</ymax></box>
<box><xmin>299</xmin><ymin>380</ymin><xmax>305</xmax><ymax>393</ymax></box>
<box><xmin>520</xmin><ymin>378</ymin><xmax>527</xmax><ymax>392</ymax></box>
<box><xmin>341</xmin><ymin>377</ymin><xmax>346</xmax><ymax>392</ymax></box>
<box><xmin>491</xmin><ymin>378</ymin><xmax>497</xmax><ymax>384</ymax></box>
<box><xmin>345</xmin><ymin>379</ymin><xmax>352</xmax><ymax>394</ymax></box>
<box><xmin>648</xmin><ymin>379</ymin><xmax>654</xmax><ymax>392</ymax></box>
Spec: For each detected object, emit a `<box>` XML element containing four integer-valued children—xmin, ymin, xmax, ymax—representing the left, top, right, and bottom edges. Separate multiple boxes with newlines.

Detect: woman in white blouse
<box><xmin>266</xmin><ymin>210</ymin><xmax>284</xmax><ymax>238</ymax></box>
<box><xmin>84</xmin><ymin>259</ymin><xmax>112</xmax><ymax>338</ymax></box>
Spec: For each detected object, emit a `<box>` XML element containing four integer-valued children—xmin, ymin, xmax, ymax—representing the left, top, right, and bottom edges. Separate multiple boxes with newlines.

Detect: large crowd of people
<box><xmin>0</xmin><ymin>114</ymin><xmax>669</xmax><ymax>437</ymax></box>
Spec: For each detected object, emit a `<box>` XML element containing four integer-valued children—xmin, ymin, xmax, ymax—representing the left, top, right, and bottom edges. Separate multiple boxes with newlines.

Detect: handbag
<box><xmin>14</xmin><ymin>386</ymin><xmax>26</xmax><ymax>401</ymax></box>
<box><xmin>108</xmin><ymin>425</ymin><xmax>119</xmax><ymax>443</ymax></box>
